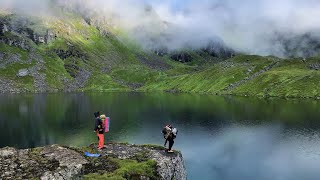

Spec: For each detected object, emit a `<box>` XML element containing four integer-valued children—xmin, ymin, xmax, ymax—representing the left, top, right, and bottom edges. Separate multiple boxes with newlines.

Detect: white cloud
<box><xmin>2</xmin><ymin>0</ymin><xmax>320</xmax><ymax>57</ymax></box>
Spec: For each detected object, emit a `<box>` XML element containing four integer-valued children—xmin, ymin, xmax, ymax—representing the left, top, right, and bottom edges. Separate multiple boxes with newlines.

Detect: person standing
<box><xmin>162</xmin><ymin>124</ymin><xmax>178</xmax><ymax>153</ymax></box>
<box><xmin>93</xmin><ymin>111</ymin><xmax>104</xmax><ymax>149</ymax></box>
<box><xmin>97</xmin><ymin>114</ymin><xmax>107</xmax><ymax>149</ymax></box>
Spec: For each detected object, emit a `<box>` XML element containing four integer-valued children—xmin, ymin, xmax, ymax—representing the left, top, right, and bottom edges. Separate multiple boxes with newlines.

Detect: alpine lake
<box><xmin>1</xmin><ymin>92</ymin><xmax>320</xmax><ymax>180</ymax></box>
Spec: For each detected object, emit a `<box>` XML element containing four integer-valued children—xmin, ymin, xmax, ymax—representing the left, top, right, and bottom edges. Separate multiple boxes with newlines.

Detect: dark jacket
<box><xmin>94</xmin><ymin>117</ymin><xmax>101</xmax><ymax>131</ymax></box>
<box><xmin>95</xmin><ymin>118</ymin><xmax>104</xmax><ymax>134</ymax></box>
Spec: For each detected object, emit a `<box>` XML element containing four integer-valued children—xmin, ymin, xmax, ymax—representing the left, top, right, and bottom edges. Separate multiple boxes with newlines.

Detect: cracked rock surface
<box><xmin>0</xmin><ymin>143</ymin><xmax>187</xmax><ymax>180</ymax></box>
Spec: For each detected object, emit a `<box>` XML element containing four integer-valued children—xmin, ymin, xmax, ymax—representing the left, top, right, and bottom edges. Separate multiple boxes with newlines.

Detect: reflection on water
<box><xmin>0</xmin><ymin>92</ymin><xmax>320</xmax><ymax>180</ymax></box>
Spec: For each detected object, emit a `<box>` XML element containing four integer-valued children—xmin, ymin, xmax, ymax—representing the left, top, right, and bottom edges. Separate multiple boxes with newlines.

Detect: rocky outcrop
<box><xmin>274</xmin><ymin>32</ymin><xmax>320</xmax><ymax>58</ymax></box>
<box><xmin>54</xmin><ymin>45</ymin><xmax>87</xmax><ymax>60</ymax></box>
<box><xmin>169</xmin><ymin>41</ymin><xmax>235</xmax><ymax>63</ymax></box>
<box><xmin>0</xmin><ymin>51</ymin><xmax>49</xmax><ymax>93</ymax></box>
<box><xmin>170</xmin><ymin>52</ymin><xmax>193</xmax><ymax>63</ymax></box>
<box><xmin>202</xmin><ymin>41</ymin><xmax>235</xmax><ymax>59</ymax></box>
<box><xmin>136</xmin><ymin>53</ymin><xmax>171</xmax><ymax>71</ymax></box>
<box><xmin>64</xmin><ymin>69</ymin><xmax>92</xmax><ymax>91</ymax></box>
<box><xmin>104</xmin><ymin>143</ymin><xmax>187</xmax><ymax>180</ymax></box>
<box><xmin>0</xmin><ymin>143</ymin><xmax>187</xmax><ymax>180</ymax></box>
<box><xmin>0</xmin><ymin>53</ymin><xmax>24</xmax><ymax>69</ymax></box>
<box><xmin>0</xmin><ymin>15</ymin><xmax>56</xmax><ymax>50</ymax></box>
<box><xmin>309</xmin><ymin>63</ymin><xmax>320</xmax><ymax>70</ymax></box>
<box><xmin>0</xmin><ymin>33</ymin><xmax>31</xmax><ymax>50</ymax></box>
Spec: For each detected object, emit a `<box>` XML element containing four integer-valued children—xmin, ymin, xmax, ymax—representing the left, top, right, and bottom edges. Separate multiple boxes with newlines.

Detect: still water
<box><xmin>0</xmin><ymin>92</ymin><xmax>320</xmax><ymax>180</ymax></box>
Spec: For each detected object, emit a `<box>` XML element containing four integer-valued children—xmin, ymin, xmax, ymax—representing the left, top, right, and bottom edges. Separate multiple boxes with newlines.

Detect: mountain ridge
<box><xmin>0</xmin><ymin>9</ymin><xmax>319</xmax><ymax>98</ymax></box>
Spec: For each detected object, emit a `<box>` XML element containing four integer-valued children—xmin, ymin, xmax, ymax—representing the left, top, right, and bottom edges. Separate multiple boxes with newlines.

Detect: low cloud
<box><xmin>2</xmin><ymin>0</ymin><xmax>320</xmax><ymax>57</ymax></box>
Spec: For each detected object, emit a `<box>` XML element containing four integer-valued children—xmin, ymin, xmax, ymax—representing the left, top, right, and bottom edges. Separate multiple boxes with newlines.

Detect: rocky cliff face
<box><xmin>106</xmin><ymin>143</ymin><xmax>187</xmax><ymax>180</ymax></box>
<box><xmin>0</xmin><ymin>14</ymin><xmax>56</xmax><ymax>50</ymax></box>
<box><xmin>0</xmin><ymin>143</ymin><xmax>187</xmax><ymax>180</ymax></box>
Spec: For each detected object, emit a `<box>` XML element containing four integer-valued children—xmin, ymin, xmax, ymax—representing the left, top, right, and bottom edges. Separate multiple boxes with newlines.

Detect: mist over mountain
<box><xmin>1</xmin><ymin>0</ymin><xmax>320</xmax><ymax>57</ymax></box>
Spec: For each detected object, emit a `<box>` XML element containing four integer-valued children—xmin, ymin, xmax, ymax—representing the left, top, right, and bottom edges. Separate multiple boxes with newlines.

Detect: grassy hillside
<box><xmin>0</xmin><ymin>11</ymin><xmax>319</xmax><ymax>98</ymax></box>
<box><xmin>230</xmin><ymin>59</ymin><xmax>320</xmax><ymax>97</ymax></box>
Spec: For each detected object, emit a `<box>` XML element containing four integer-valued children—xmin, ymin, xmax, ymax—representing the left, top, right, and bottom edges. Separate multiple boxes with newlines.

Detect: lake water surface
<box><xmin>1</xmin><ymin>92</ymin><xmax>320</xmax><ymax>180</ymax></box>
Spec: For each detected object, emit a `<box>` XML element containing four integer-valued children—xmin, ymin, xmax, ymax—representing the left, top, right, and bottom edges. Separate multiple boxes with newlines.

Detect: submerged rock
<box><xmin>0</xmin><ymin>143</ymin><xmax>187</xmax><ymax>180</ymax></box>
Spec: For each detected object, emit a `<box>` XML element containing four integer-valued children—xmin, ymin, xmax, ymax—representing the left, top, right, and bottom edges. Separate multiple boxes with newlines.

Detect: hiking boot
<box><xmin>167</xmin><ymin>150</ymin><xmax>174</xmax><ymax>153</ymax></box>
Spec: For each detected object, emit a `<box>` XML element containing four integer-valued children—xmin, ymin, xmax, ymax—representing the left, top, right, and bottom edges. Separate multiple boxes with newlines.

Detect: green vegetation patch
<box><xmin>232</xmin><ymin>65</ymin><xmax>320</xmax><ymax>98</ymax></box>
<box><xmin>230</xmin><ymin>59</ymin><xmax>320</xmax><ymax>97</ymax></box>
<box><xmin>111</xmin><ymin>65</ymin><xmax>160</xmax><ymax>84</ymax></box>
<box><xmin>141</xmin><ymin>64</ymin><xmax>249</xmax><ymax>93</ymax></box>
<box><xmin>81</xmin><ymin>72</ymin><xmax>128</xmax><ymax>92</ymax></box>
<box><xmin>41</xmin><ymin>56</ymin><xmax>72</xmax><ymax>90</ymax></box>
<box><xmin>84</xmin><ymin>158</ymin><xmax>158</xmax><ymax>180</ymax></box>
<box><xmin>0</xmin><ymin>63</ymin><xmax>35</xmax><ymax>91</ymax></box>
<box><xmin>0</xmin><ymin>43</ymin><xmax>29</xmax><ymax>61</ymax></box>
<box><xmin>70</xmin><ymin>145</ymin><xmax>159</xmax><ymax>180</ymax></box>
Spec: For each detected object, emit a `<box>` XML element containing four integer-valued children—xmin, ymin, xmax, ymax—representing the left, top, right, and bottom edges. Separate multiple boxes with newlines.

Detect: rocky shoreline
<box><xmin>0</xmin><ymin>143</ymin><xmax>187</xmax><ymax>180</ymax></box>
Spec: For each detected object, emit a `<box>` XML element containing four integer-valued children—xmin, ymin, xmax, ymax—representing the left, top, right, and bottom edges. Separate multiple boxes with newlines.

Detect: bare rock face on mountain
<box><xmin>0</xmin><ymin>15</ymin><xmax>56</xmax><ymax>50</ymax></box>
<box><xmin>203</xmin><ymin>41</ymin><xmax>236</xmax><ymax>59</ymax></box>
<box><xmin>272</xmin><ymin>32</ymin><xmax>320</xmax><ymax>58</ymax></box>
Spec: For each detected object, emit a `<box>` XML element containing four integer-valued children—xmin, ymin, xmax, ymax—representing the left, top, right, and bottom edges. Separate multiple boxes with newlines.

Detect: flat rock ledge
<box><xmin>0</xmin><ymin>143</ymin><xmax>187</xmax><ymax>180</ymax></box>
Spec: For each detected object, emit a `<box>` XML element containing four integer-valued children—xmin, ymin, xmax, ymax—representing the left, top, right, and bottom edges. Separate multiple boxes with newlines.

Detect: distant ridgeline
<box><xmin>0</xmin><ymin>8</ymin><xmax>319</xmax><ymax>98</ymax></box>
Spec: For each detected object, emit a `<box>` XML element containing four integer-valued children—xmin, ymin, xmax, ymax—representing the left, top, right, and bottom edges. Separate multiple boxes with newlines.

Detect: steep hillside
<box><xmin>143</xmin><ymin>55</ymin><xmax>320</xmax><ymax>98</ymax></box>
<box><xmin>0</xmin><ymin>10</ymin><xmax>319</xmax><ymax>98</ymax></box>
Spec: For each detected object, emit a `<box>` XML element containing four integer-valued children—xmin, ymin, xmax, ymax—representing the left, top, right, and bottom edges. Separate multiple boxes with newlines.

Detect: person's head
<box><xmin>94</xmin><ymin>111</ymin><xmax>100</xmax><ymax>118</ymax></box>
<box><xmin>100</xmin><ymin>114</ymin><xmax>106</xmax><ymax>122</ymax></box>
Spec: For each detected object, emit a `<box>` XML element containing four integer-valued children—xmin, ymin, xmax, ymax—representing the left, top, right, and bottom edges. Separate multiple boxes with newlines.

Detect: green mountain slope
<box><xmin>0</xmin><ymin>11</ymin><xmax>319</xmax><ymax>98</ymax></box>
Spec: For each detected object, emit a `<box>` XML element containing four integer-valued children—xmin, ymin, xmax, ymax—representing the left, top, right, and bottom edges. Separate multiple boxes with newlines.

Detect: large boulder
<box><xmin>0</xmin><ymin>143</ymin><xmax>187</xmax><ymax>180</ymax></box>
<box><xmin>16</xmin><ymin>69</ymin><xmax>29</xmax><ymax>77</ymax></box>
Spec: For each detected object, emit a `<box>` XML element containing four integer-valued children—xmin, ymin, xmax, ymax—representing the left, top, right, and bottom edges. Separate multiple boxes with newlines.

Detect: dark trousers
<box><xmin>168</xmin><ymin>138</ymin><xmax>174</xmax><ymax>150</ymax></box>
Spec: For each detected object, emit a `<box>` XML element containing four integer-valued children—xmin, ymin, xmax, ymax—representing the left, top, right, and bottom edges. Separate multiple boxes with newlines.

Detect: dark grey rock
<box><xmin>0</xmin><ymin>52</ymin><xmax>4</xmax><ymax>61</ymax></box>
<box><xmin>136</xmin><ymin>53</ymin><xmax>171</xmax><ymax>71</ymax></box>
<box><xmin>170</xmin><ymin>52</ymin><xmax>192</xmax><ymax>63</ymax></box>
<box><xmin>2</xmin><ymin>24</ymin><xmax>9</xmax><ymax>34</ymax></box>
<box><xmin>0</xmin><ymin>78</ymin><xmax>22</xmax><ymax>93</ymax></box>
<box><xmin>45</xmin><ymin>30</ymin><xmax>56</xmax><ymax>44</ymax></box>
<box><xmin>0</xmin><ymin>145</ymin><xmax>86</xmax><ymax>180</ymax></box>
<box><xmin>0</xmin><ymin>53</ymin><xmax>22</xmax><ymax>69</ymax></box>
<box><xmin>0</xmin><ymin>35</ymin><xmax>31</xmax><ymax>50</ymax></box>
<box><xmin>309</xmin><ymin>63</ymin><xmax>320</xmax><ymax>70</ymax></box>
<box><xmin>64</xmin><ymin>69</ymin><xmax>92</xmax><ymax>92</ymax></box>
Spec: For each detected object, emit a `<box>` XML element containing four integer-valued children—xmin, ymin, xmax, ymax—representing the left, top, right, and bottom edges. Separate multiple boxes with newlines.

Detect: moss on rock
<box><xmin>0</xmin><ymin>142</ymin><xmax>186</xmax><ymax>180</ymax></box>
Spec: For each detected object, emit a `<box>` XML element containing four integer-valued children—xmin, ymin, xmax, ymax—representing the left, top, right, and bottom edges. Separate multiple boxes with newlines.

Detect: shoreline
<box><xmin>0</xmin><ymin>89</ymin><xmax>319</xmax><ymax>100</ymax></box>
